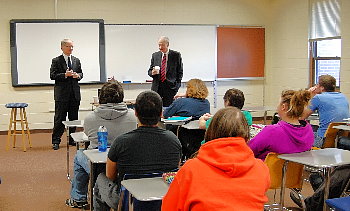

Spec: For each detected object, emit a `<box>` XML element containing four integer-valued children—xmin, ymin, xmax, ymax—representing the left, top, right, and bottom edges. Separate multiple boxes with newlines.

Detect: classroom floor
<box><xmin>0</xmin><ymin>132</ymin><xmax>312</xmax><ymax>211</ymax></box>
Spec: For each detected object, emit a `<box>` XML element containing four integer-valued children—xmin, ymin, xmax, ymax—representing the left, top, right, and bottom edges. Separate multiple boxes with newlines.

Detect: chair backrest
<box><xmin>264</xmin><ymin>153</ymin><xmax>304</xmax><ymax>189</ymax></box>
<box><xmin>323</xmin><ymin>122</ymin><xmax>347</xmax><ymax>148</ymax></box>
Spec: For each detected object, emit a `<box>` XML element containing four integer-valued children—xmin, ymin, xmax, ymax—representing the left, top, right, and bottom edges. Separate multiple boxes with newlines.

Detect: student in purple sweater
<box><xmin>248</xmin><ymin>90</ymin><xmax>314</xmax><ymax>160</ymax></box>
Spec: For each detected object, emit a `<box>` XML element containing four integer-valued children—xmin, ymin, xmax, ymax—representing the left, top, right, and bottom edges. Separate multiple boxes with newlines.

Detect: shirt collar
<box><xmin>62</xmin><ymin>53</ymin><xmax>71</xmax><ymax>61</ymax></box>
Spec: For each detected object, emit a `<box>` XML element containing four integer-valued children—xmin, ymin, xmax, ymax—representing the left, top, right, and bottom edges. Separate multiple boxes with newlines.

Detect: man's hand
<box><xmin>152</xmin><ymin>66</ymin><xmax>160</xmax><ymax>75</ymax></box>
<box><xmin>308</xmin><ymin>85</ymin><xmax>321</xmax><ymax>97</ymax></box>
<box><xmin>199</xmin><ymin>113</ymin><xmax>213</xmax><ymax>129</ymax></box>
<box><xmin>65</xmin><ymin>69</ymin><xmax>73</xmax><ymax>77</ymax></box>
<box><xmin>174</xmin><ymin>93</ymin><xmax>186</xmax><ymax>99</ymax></box>
<box><xmin>72</xmin><ymin>72</ymin><xmax>80</xmax><ymax>79</ymax></box>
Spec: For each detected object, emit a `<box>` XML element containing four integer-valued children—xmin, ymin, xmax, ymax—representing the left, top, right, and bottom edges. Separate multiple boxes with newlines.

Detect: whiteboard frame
<box><xmin>10</xmin><ymin>19</ymin><xmax>106</xmax><ymax>87</ymax></box>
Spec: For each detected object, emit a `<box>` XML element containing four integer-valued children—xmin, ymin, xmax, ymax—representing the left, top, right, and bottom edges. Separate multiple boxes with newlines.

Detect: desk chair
<box><xmin>177</xmin><ymin>127</ymin><xmax>205</xmax><ymax>161</ymax></box>
<box><xmin>117</xmin><ymin>172</ymin><xmax>164</xmax><ymax>211</ymax></box>
<box><xmin>322</xmin><ymin>122</ymin><xmax>347</xmax><ymax>148</ymax></box>
<box><xmin>264</xmin><ymin>153</ymin><xmax>306</xmax><ymax>210</ymax></box>
<box><xmin>5</xmin><ymin>103</ymin><xmax>32</xmax><ymax>152</ymax></box>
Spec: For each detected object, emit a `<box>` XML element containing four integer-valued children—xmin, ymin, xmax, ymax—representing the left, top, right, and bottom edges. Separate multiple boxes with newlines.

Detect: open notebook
<box><xmin>162</xmin><ymin>116</ymin><xmax>192</xmax><ymax>123</ymax></box>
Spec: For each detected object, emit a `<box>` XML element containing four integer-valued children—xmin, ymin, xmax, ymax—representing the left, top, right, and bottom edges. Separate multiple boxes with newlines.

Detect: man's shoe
<box><xmin>69</xmin><ymin>141</ymin><xmax>76</xmax><ymax>146</ymax></box>
<box><xmin>290</xmin><ymin>192</ymin><xmax>302</xmax><ymax>208</ymax></box>
<box><xmin>52</xmin><ymin>144</ymin><xmax>59</xmax><ymax>150</ymax></box>
<box><xmin>65</xmin><ymin>198</ymin><xmax>88</xmax><ymax>208</ymax></box>
<box><xmin>309</xmin><ymin>172</ymin><xmax>323</xmax><ymax>191</ymax></box>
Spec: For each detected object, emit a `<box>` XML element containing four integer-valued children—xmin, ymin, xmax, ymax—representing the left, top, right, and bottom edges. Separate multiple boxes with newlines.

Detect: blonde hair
<box><xmin>186</xmin><ymin>79</ymin><xmax>208</xmax><ymax>99</ymax></box>
<box><xmin>281</xmin><ymin>90</ymin><xmax>311</xmax><ymax>118</ymax></box>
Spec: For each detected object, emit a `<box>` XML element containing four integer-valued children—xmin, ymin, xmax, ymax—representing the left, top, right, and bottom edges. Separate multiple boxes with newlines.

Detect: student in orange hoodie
<box><xmin>162</xmin><ymin>107</ymin><xmax>270</xmax><ymax>211</ymax></box>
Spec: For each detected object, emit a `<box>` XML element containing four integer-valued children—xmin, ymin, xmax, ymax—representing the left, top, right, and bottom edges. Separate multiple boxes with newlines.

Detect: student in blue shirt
<box><xmin>302</xmin><ymin>75</ymin><xmax>349</xmax><ymax>148</ymax></box>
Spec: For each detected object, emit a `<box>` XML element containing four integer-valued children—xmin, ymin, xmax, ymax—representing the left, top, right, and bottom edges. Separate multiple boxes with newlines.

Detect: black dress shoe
<box><xmin>290</xmin><ymin>192</ymin><xmax>302</xmax><ymax>208</ymax></box>
<box><xmin>52</xmin><ymin>144</ymin><xmax>60</xmax><ymax>150</ymax></box>
<box><xmin>309</xmin><ymin>172</ymin><xmax>324</xmax><ymax>191</ymax></box>
<box><xmin>69</xmin><ymin>141</ymin><xmax>76</xmax><ymax>146</ymax></box>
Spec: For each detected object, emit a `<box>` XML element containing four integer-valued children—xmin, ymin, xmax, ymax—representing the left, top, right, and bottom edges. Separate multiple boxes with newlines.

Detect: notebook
<box><xmin>163</xmin><ymin>116</ymin><xmax>192</xmax><ymax>123</ymax></box>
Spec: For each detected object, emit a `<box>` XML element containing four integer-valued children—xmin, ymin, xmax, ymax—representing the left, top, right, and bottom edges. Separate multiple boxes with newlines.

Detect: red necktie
<box><xmin>160</xmin><ymin>54</ymin><xmax>167</xmax><ymax>82</ymax></box>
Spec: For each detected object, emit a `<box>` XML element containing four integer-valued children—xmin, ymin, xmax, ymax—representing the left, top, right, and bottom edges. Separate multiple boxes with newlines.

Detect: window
<box><xmin>309</xmin><ymin>0</ymin><xmax>341</xmax><ymax>87</ymax></box>
<box><xmin>310</xmin><ymin>39</ymin><xmax>341</xmax><ymax>86</ymax></box>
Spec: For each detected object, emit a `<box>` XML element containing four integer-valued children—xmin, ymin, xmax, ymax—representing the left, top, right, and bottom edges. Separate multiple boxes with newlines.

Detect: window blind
<box><xmin>309</xmin><ymin>0</ymin><xmax>341</xmax><ymax>39</ymax></box>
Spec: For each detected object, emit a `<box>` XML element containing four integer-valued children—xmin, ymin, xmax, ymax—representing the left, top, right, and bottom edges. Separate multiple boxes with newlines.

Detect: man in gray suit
<box><xmin>50</xmin><ymin>38</ymin><xmax>83</xmax><ymax>150</ymax></box>
<box><xmin>148</xmin><ymin>36</ymin><xmax>183</xmax><ymax>107</ymax></box>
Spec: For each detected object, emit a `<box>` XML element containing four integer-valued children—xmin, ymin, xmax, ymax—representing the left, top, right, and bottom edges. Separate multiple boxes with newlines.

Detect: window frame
<box><xmin>309</xmin><ymin>37</ymin><xmax>341</xmax><ymax>87</ymax></box>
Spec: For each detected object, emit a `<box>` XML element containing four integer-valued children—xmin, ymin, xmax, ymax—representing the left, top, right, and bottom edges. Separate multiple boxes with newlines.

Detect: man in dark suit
<box><xmin>50</xmin><ymin>39</ymin><xmax>83</xmax><ymax>150</ymax></box>
<box><xmin>148</xmin><ymin>36</ymin><xmax>183</xmax><ymax>107</ymax></box>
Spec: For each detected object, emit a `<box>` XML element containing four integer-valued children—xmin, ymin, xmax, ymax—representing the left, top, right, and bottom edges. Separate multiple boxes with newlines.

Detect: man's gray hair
<box><xmin>61</xmin><ymin>38</ymin><xmax>73</xmax><ymax>47</ymax></box>
<box><xmin>159</xmin><ymin>36</ymin><xmax>169</xmax><ymax>44</ymax></box>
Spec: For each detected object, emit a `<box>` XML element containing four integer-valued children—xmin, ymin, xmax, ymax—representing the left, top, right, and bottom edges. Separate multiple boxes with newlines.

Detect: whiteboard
<box><xmin>10</xmin><ymin>20</ymin><xmax>105</xmax><ymax>86</ymax></box>
<box><xmin>105</xmin><ymin>24</ymin><xmax>216</xmax><ymax>83</ymax></box>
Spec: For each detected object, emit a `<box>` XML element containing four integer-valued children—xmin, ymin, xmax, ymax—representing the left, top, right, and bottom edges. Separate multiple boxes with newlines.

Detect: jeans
<box><xmin>70</xmin><ymin>149</ymin><xmax>90</xmax><ymax>202</ymax></box>
<box><xmin>313</xmin><ymin>132</ymin><xmax>324</xmax><ymax>148</ymax></box>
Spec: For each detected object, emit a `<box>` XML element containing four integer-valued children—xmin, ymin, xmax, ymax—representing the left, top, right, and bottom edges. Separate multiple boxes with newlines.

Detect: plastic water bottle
<box><xmin>97</xmin><ymin>126</ymin><xmax>108</xmax><ymax>152</ymax></box>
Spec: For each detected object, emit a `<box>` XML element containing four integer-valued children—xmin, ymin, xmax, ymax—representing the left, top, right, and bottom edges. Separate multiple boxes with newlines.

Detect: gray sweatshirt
<box><xmin>83</xmin><ymin>103</ymin><xmax>137</xmax><ymax>149</ymax></box>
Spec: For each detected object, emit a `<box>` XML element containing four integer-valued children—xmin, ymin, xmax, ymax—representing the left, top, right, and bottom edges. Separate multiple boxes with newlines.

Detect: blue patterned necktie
<box><xmin>68</xmin><ymin>57</ymin><xmax>72</xmax><ymax>70</ymax></box>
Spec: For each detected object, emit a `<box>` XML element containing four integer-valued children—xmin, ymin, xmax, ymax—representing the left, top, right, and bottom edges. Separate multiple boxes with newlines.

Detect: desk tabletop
<box><xmin>83</xmin><ymin>149</ymin><xmax>109</xmax><ymax>163</ymax></box>
<box><xmin>121</xmin><ymin>177</ymin><xmax>169</xmax><ymax>201</ymax></box>
<box><xmin>333</xmin><ymin>125</ymin><xmax>350</xmax><ymax>131</ymax></box>
<box><xmin>62</xmin><ymin>120</ymin><xmax>84</xmax><ymax>127</ymax></box>
<box><xmin>70</xmin><ymin>132</ymin><xmax>89</xmax><ymax>143</ymax></box>
<box><xmin>242</xmin><ymin>106</ymin><xmax>275</xmax><ymax>112</ymax></box>
<box><xmin>181</xmin><ymin>120</ymin><xmax>200</xmax><ymax>130</ymax></box>
<box><xmin>278</xmin><ymin>148</ymin><xmax>350</xmax><ymax>168</ymax></box>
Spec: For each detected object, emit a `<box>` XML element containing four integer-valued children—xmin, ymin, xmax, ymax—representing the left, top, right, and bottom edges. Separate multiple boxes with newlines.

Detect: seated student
<box><xmin>199</xmin><ymin>88</ymin><xmax>252</xmax><ymax>130</ymax></box>
<box><xmin>302</xmin><ymin>74</ymin><xmax>350</xmax><ymax>148</ymax></box>
<box><xmin>163</xmin><ymin>78</ymin><xmax>210</xmax><ymax>119</ymax></box>
<box><xmin>65</xmin><ymin>81</ymin><xmax>137</xmax><ymax>208</ymax></box>
<box><xmin>291</xmin><ymin>164</ymin><xmax>350</xmax><ymax>211</ymax></box>
<box><xmin>162</xmin><ymin>107</ymin><xmax>270</xmax><ymax>211</ymax></box>
<box><xmin>248</xmin><ymin>90</ymin><xmax>314</xmax><ymax>160</ymax></box>
<box><xmin>93</xmin><ymin>91</ymin><xmax>182</xmax><ymax>210</ymax></box>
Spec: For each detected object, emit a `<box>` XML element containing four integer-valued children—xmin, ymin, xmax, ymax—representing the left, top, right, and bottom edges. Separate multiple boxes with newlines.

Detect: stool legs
<box><xmin>6</xmin><ymin>108</ymin><xmax>15</xmax><ymax>150</ymax></box>
<box><xmin>23</xmin><ymin>108</ymin><xmax>32</xmax><ymax>148</ymax></box>
<box><xmin>19</xmin><ymin>108</ymin><xmax>26</xmax><ymax>152</ymax></box>
<box><xmin>6</xmin><ymin>107</ymin><xmax>31</xmax><ymax>152</ymax></box>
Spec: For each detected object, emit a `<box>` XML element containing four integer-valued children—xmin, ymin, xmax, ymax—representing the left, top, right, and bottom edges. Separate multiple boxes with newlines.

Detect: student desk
<box><xmin>62</xmin><ymin>120</ymin><xmax>84</xmax><ymax>181</ymax></box>
<box><xmin>83</xmin><ymin>148</ymin><xmax>109</xmax><ymax>209</ymax></box>
<box><xmin>333</xmin><ymin>125</ymin><xmax>350</xmax><ymax>131</ymax></box>
<box><xmin>121</xmin><ymin>177</ymin><xmax>169</xmax><ymax>201</ymax></box>
<box><xmin>278</xmin><ymin>148</ymin><xmax>350</xmax><ymax>211</ymax></box>
<box><xmin>242</xmin><ymin>106</ymin><xmax>275</xmax><ymax>124</ymax></box>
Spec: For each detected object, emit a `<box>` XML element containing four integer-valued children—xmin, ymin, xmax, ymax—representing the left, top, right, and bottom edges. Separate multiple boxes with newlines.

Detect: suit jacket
<box><xmin>50</xmin><ymin>55</ymin><xmax>83</xmax><ymax>102</ymax></box>
<box><xmin>148</xmin><ymin>49</ymin><xmax>183</xmax><ymax>92</ymax></box>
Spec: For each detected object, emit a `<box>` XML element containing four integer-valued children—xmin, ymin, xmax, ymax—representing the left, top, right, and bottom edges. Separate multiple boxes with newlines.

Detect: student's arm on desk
<box><xmin>301</xmin><ymin>107</ymin><xmax>314</xmax><ymax>120</ymax></box>
<box><xmin>106</xmin><ymin>158</ymin><xmax>118</xmax><ymax>181</ymax></box>
<box><xmin>163</xmin><ymin>100</ymin><xmax>179</xmax><ymax>118</ymax></box>
<box><xmin>199</xmin><ymin>113</ymin><xmax>212</xmax><ymax>130</ymax></box>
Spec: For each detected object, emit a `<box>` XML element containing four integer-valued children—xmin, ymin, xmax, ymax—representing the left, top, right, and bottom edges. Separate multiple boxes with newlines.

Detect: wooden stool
<box><xmin>5</xmin><ymin>103</ymin><xmax>32</xmax><ymax>152</ymax></box>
